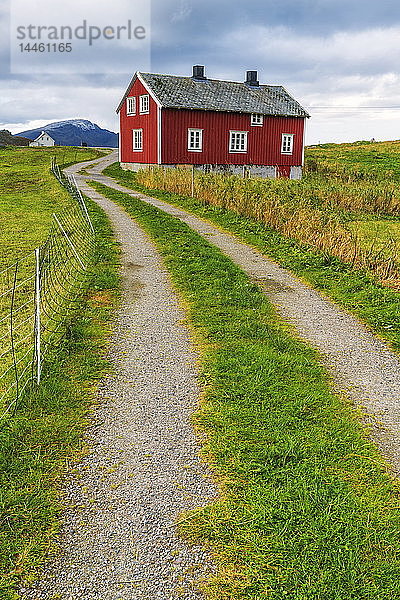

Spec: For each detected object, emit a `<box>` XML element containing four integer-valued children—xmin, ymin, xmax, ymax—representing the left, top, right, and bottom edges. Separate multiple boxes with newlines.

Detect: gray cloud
<box><xmin>1</xmin><ymin>0</ymin><xmax>400</xmax><ymax>143</ymax></box>
<box><xmin>151</xmin><ymin>0</ymin><xmax>400</xmax><ymax>45</ymax></box>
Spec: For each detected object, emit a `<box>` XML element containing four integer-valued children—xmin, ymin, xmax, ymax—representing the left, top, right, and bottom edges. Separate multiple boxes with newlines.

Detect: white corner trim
<box><xmin>157</xmin><ymin>105</ymin><xmax>162</xmax><ymax>164</ymax></box>
<box><xmin>118</xmin><ymin>123</ymin><xmax>121</xmax><ymax>162</ymax></box>
<box><xmin>302</xmin><ymin>118</ymin><xmax>307</xmax><ymax>166</ymax></box>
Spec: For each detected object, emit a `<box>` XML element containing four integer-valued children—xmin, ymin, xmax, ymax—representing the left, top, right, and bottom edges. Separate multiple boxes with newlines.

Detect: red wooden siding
<box><xmin>119</xmin><ymin>77</ymin><xmax>158</xmax><ymax>164</ymax></box>
<box><xmin>161</xmin><ymin>109</ymin><xmax>305</xmax><ymax>166</ymax></box>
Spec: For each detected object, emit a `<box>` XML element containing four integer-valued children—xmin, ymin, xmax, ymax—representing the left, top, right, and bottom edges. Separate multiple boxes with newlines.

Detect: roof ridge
<box><xmin>141</xmin><ymin>71</ymin><xmax>284</xmax><ymax>87</ymax></box>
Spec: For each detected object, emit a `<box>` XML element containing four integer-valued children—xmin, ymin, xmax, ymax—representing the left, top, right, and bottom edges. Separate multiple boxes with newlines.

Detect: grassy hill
<box><xmin>0</xmin><ymin>130</ymin><xmax>31</xmax><ymax>147</ymax></box>
<box><xmin>306</xmin><ymin>139</ymin><xmax>400</xmax><ymax>181</ymax></box>
<box><xmin>0</xmin><ymin>146</ymin><xmax>102</xmax><ymax>266</ymax></box>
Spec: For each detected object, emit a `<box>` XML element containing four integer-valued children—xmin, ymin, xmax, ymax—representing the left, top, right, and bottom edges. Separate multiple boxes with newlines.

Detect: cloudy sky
<box><xmin>1</xmin><ymin>0</ymin><xmax>400</xmax><ymax>144</ymax></box>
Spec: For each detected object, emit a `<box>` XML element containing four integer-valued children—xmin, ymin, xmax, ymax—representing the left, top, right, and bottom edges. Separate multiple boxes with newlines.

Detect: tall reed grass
<box><xmin>136</xmin><ymin>167</ymin><xmax>400</xmax><ymax>287</ymax></box>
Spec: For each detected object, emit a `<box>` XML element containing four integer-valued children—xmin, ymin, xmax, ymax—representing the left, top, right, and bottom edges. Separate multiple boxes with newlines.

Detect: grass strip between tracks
<box><xmin>91</xmin><ymin>179</ymin><xmax>400</xmax><ymax>600</ymax></box>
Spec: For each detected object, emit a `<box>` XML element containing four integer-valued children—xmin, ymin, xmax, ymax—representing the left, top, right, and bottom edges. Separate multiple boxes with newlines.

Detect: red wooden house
<box><xmin>116</xmin><ymin>66</ymin><xmax>310</xmax><ymax>179</ymax></box>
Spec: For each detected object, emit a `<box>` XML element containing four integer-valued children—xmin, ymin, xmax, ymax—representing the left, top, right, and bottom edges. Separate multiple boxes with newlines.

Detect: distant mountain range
<box><xmin>15</xmin><ymin>119</ymin><xmax>118</xmax><ymax>148</ymax></box>
<box><xmin>0</xmin><ymin>130</ymin><xmax>30</xmax><ymax>146</ymax></box>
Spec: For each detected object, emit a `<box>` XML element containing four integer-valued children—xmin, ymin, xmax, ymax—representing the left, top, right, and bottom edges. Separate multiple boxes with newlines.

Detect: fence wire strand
<box><xmin>0</xmin><ymin>160</ymin><xmax>95</xmax><ymax>422</ymax></box>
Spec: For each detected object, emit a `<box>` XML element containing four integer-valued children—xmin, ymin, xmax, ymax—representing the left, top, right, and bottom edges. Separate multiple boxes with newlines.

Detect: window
<box><xmin>251</xmin><ymin>113</ymin><xmax>263</xmax><ymax>126</ymax></box>
<box><xmin>139</xmin><ymin>94</ymin><xmax>149</xmax><ymax>114</ymax></box>
<box><xmin>126</xmin><ymin>97</ymin><xmax>136</xmax><ymax>115</ymax></box>
<box><xmin>281</xmin><ymin>134</ymin><xmax>294</xmax><ymax>154</ymax></box>
<box><xmin>133</xmin><ymin>129</ymin><xmax>143</xmax><ymax>151</ymax></box>
<box><xmin>229</xmin><ymin>131</ymin><xmax>248</xmax><ymax>153</ymax></box>
<box><xmin>188</xmin><ymin>128</ymin><xmax>203</xmax><ymax>151</ymax></box>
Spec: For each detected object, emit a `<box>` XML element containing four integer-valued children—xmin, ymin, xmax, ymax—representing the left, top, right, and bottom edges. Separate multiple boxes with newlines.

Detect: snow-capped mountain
<box><xmin>16</xmin><ymin>119</ymin><xmax>118</xmax><ymax>148</ymax></box>
<box><xmin>44</xmin><ymin>119</ymin><xmax>98</xmax><ymax>131</ymax></box>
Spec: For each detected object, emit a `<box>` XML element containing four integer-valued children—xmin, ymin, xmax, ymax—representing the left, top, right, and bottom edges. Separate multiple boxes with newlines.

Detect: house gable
<box><xmin>116</xmin><ymin>72</ymin><xmax>162</xmax><ymax>114</ymax></box>
<box><xmin>119</xmin><ymin>75</ymin><xmax>159</xmax><ymax>165</ymax></box>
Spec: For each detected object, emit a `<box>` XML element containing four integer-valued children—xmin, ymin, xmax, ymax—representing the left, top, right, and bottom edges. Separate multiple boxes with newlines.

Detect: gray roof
<box><xmin>117</xmin><ymin>72</ymin><xmax>310</xmax><ymax>118</ymax></box>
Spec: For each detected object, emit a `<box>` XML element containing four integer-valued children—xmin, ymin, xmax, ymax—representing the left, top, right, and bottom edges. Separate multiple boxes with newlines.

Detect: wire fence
<box><xmin>0</xmin><ymin>160</ymin><xmax>95</xmax><ymax>421</ymax></box>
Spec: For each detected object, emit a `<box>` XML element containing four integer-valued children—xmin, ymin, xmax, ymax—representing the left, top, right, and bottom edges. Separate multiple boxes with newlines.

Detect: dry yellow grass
<box><xmin>136</xmin><ymin>167</ymin><xmax>400</xmax><ymax>288</ymax></box>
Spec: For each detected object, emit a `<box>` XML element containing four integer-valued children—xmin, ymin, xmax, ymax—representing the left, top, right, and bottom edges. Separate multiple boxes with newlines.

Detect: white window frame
<box><xmin>251</xmin><ymin>113</ymin><xmax>263</xmax><ymax>126</ymax></box>
<box><xmin>187</xmin><ymin>128</ymin><xmax>203</xmax><ymax>152</ymax></box>
<box><xmin>139</xmin><ymin>94</ymin><xmax>150</xmax><ymax>114</ymax></box>
<box><xmin>229</xmin><ymin>130</ymin><xmax>248</xmax><ymax>153</ymax></box>
<box><xmin>126</xmin><ymin>97</ymin><xmax>136</xmax><ymax>115</ymax></box>
<box><xmin>281</xmin><ymin>133</ymin><xmax>294</xmax><ymax>155</ymax></box>
<box><xmin>133</xmin><ymin>128</ymin><xmax>143</xmax><ymax>152</ymax></box>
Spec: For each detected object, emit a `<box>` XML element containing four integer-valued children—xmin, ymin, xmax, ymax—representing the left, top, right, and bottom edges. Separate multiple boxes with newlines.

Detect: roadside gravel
<box><xmin>20</xmin><ymin>152</ymin><xmax>216</xmax><ymax>600</ymax></box>
<box><xmin>85</xmin><ymin>156</ymin><xmax>400</xmax><ymax>477</ymax></box>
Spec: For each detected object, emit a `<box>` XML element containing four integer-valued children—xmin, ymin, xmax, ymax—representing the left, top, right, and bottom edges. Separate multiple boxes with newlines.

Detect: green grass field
<box><xmin>0</xmin><ymin>146</ymin><xmax>103</xmax><ymax>266</ymax></box>
<box><xmin>0</xmin><ymin>146</ymin><xmax>106</xmax><ymax>414</ymax></box>
<box><xmin>306</xmin><ymin>139</ymin><xmax>400</xmax><ymax>181</ymax></box>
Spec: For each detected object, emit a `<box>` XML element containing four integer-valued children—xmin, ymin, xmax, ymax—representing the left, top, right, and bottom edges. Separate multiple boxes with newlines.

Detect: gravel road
<box><xmin>20</xmin><ymin>152</ymin><xmax>216</xmax><ymax>600</ymax></box>
<box><xmin>82</xmin><ymin>154</ymin><xmax>400</xmax><ymax>477</ymax></box>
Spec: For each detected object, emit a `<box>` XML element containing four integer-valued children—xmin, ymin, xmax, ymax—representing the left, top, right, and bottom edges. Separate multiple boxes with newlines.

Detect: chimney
<box><xmin>192</xmin><ymin>65</ymin><xmax>206</xmax><ymax>80</ymax></box>
<box><xmin>246</xmin><ymin>70</ymin><xmax>259</xmax><ymax>87</ymax></box>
